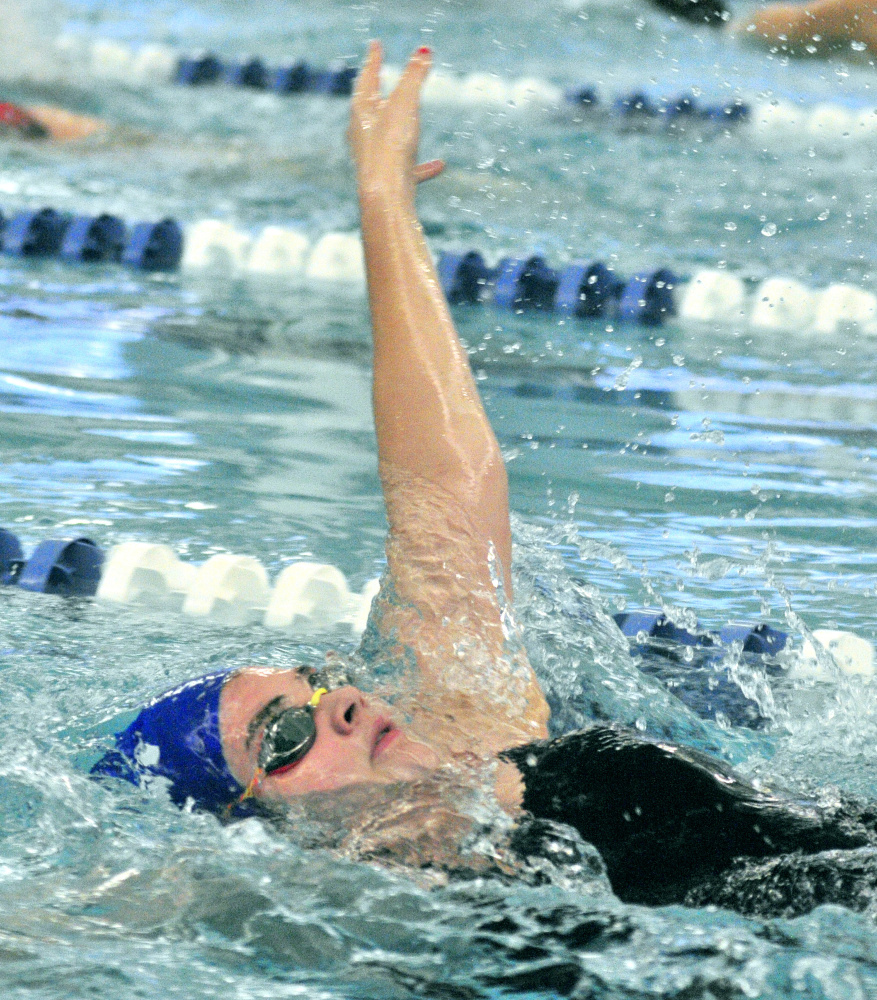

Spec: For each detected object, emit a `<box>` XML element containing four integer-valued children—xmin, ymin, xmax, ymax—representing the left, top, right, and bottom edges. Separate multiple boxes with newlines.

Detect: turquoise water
<box><xmin>2</xmin><ymin>0</ymin><xmax>877</xmax><ymax>996</ymax></box>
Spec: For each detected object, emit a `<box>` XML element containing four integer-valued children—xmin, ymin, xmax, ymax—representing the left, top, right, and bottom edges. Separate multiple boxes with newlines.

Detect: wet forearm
<box><xmin>359</xmin><ymin>186</ymin><xmax>511</xmax><ymax>573</ymax></box>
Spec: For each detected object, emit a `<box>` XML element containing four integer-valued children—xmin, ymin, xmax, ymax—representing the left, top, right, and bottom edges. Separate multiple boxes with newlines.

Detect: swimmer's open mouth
<box><xmin>372</xmin><ymin>718</ymin><xmax>399</xmax><ymax>758</ymax></box>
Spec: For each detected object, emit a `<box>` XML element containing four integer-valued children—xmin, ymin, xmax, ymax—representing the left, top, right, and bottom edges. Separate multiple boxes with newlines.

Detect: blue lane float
<box><xmin>611</xmin><ymin>607</ymin><xmax>873</xmax><ymax>728</ymax></box>
<box><xmin>569</xmin><ymin>88</ymin><xmax>752</xmax><ymax>127</ymax></box>
<box><xmin>613</xmin><ymin>608</ymin><xmax>788</xmax><ymax>656</ymax></box>
<box><xmin>0</xmin><ymin>529</ymin><xmax>24</xmax><ymax>585</ymax></box>
<box><xmin>554</xmin><ymin>261</ymin><xmax>617</xmax><ymax>318</ymax></box>
<box><xmin>3</xmin><ymin>208</ymin><xmax>68</xmax><ymax>257</ymax></box>
<box><xmin>613</xmin><ymin>608</ymin><xmax>787</xmax><ymax>729</ymax></box>
<box><xmin>437</xmin><ymin>250</ymin><xmax>678</xmax><ymax>326</ymax></box>
<box><xmin>174</xmin><ymin>52</ymin><xmax>357</xmax><ymax>96</ymax></box>
<box><xmin>60</xmin><ymin>213</ymin><xmax>127</xmax><ymax>263</ymax></box>
<box><xmin>617</xmin><ymin>269</ymin><xmax>679</xmax><ymax>326</ymax></box>
<box><xmin>0</xmin><ymin>208</ymin><xmax>183</xmax><ymax>271</ymax></box>
<box><xmin>121</xmin><ymin>218</ymin><xmax>183</xmax><ymax>271</ymax></box>
<box><xmin>3</xmin><ymin>533</ymin><xmax>104</xmax><ymax>596</ymax></box>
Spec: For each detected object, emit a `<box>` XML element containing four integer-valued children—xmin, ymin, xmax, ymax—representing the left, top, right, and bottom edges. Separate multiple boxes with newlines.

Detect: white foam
<box><xmin>97</xmin><ymin>542</ymin><xmax>196</xmax><ymax>604</ymax></box>
<box><xmin>812</xmin><ymin>284</ymin><xmax>877</xmax><ymax>335</ymax></box>
<box><xmin>509</xmin><ymin>77</ymin><xmax>563</xmax><ymax>108</ymax></box>
<box><xmin>90</xmin><ymin>39</ymin><xmax>133</xmax><ymax>79</ymax></box>
<box><xmin>458</xmin><ymin>72</ymin><xmax>510</xmax><ymax>105</ymax></box>
<box><xmin>99</xmin><ymin>543</ymin><xmax>379</xmax><ymax>635</ymax></box>
<box><xmin>264</xmin><ymin>562</ymin><xmax>352</xmax><ymax>629</ymax></box>
<box><xmin>131</xmin><ymin>44</ymin><xmax>177</xmax><ymax>83</ymax></box>
<box><xmin>794</xmin><ymin>629</ymin><xmax>875</xmax><ymax>680</ymax></box>
<box><xmin>182</xmin><ymin>554</ymin><xmax>271</xmax><ymax>624</ymax></box>
<box><xmin>750</xmin><ymin>99</ymin><xmax>807</xmax><ymax>135</ymax></box>
<box><xmin>807</xmin><ymin>103</ymin><xmax>856</xmax><ymax>139</ymax></box>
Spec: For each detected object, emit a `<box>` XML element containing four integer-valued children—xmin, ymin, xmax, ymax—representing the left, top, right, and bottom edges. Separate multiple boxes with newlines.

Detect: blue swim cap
<box><xmin>91</xmin><ymin>671</ymin><xmax>247</xmax><ymax>815</ymax></box>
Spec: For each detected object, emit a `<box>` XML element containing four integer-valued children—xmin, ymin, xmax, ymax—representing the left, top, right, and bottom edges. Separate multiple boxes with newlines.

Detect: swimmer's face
<box><xmin>219</xmin><ymin>667</ymin><xmax>441</xmax><ymax>800</ymax></box>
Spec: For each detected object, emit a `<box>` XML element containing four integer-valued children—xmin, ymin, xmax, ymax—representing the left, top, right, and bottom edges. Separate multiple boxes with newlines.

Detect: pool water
<box><xmin>2</xmin><ymin>0</ymin><xmax>877</xmax><ymax>996</ymax></box>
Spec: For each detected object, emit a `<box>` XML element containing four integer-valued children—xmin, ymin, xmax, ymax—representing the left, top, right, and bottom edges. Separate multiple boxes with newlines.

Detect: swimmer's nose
<box><xmin>322</xmin><ymin>686</ymin><xmax>366</xmax><ymax>735</ymax></box>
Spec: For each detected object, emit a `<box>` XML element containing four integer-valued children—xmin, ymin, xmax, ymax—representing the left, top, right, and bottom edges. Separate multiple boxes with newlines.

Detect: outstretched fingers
<box><xmin>350</xmin><ymin>42</ymin><xmax>439</xmax><ymax>192</ymax></box>
<box><xmin>413</xmin><ymin>159</ymin><xmax>445</xmax><ymax>185</ymax></box>
<box><xmin>388</xmin><ymin>45</ymin><xmax>432</xmax><ymax>115</ymax></box>
<box><xmin>353</xmin><ymin>39</ymin><xmax>383</xmax><ymax>110</ymax></box>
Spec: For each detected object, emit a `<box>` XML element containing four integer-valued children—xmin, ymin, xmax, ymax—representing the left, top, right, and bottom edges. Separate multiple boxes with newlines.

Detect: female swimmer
<box><xmin>93</xmin><ymin>43</ymin><xmax>877</xmax><ymax>917</ymax></box>
<box><xmin>94</xmin><ymin>40</ymin><xmax>549</xmax><ymax>827</ymax></box>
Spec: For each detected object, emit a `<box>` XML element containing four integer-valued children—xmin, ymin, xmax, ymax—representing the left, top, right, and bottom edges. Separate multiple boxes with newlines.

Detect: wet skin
<box><xmin>219</xmin><ymin>667</ymin><xmax>442</xmax><ymax>802</ymax></box>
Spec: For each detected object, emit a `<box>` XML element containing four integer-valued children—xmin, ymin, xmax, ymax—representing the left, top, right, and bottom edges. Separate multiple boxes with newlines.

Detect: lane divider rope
<box><xmin>54</xmin><ymin>35</ymin><xmax>877</xmax><ymax>142</ymax></box>
<box><xmin>2</xmin><ymin>528</ymin><xmax>870</xmax><ymax>676</ymax></box>
<box><xmin>436</xmin><ymin>250</ymin><xmax>877</xmax><ymax>334</ymax></box>
<box><xmin>0</xmin><ymin>529</ymin><xmax>379</xmax><ymax>634</ymax></box>
<box><xmin>0</xmin><ymin>205</ymin><xmax>872</xmax><ymax>334</ymax></box>
<box><xmin>614</xmin><ymin>607</ymin><xmax>875</xmax><ymax>681</ymax></box>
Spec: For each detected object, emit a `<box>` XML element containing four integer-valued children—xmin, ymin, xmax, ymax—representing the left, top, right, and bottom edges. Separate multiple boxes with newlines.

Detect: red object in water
<box><xmin>0</xmin><ymin>101</ymin><xmax>48</xmax><ymax>139</ymax></box>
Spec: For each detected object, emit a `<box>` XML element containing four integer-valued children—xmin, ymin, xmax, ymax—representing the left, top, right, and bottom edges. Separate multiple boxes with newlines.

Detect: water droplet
<box><xmin>724</xmin><ymin>221</ymin><xmax>737</xmax><ymax>231</ymax></box>
<box><xmin>761</xmin><ymin>222</ymin><xmax>777</xmax><ymax>237</ymax></box>
<box><xmin>817</xmin><ymin>209</ymin><xmax>830</xmax><ymax>221</ymax></box>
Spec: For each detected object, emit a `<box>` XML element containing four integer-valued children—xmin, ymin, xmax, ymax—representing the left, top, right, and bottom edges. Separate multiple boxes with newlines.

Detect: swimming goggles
<box><xmin>258</xmin><ymin>686</ymin><xmax>327</xmax><ymax>775</ymax></box>
<box><xmin>233</xmin><ymin>685</ymin><xmax>328</xmax><ymax>811</ymax></box>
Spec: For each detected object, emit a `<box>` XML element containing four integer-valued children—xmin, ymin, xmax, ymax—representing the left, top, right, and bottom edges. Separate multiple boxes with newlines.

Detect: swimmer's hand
<box><xmin>348</xmin><ymin>41</ymin><xmax>444</xmax><ymax>203</ymax></box>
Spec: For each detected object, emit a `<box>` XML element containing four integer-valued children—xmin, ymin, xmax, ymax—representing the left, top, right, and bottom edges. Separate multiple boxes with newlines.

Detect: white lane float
<box><xmin>791</xmin><ymin>629</ymin><xmax>876</xmax><ymax>680</ymax></box>
<box><xmin>97</xmin><ymin>543</ymin><xmax>380</xmax><ymax>635</ymax></box>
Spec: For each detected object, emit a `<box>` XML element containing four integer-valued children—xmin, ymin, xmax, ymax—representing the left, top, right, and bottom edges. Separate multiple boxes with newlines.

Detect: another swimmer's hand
<box><xmin>348</xmin><ymin>41</ymin><xmax>444</xmax><ymax>205</ymax></box>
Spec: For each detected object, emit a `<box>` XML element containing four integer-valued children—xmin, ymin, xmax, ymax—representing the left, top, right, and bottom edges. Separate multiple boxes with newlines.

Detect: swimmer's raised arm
<box><xmin>350</xmin><ymin>43</ymin><xmax>548</xmax><ymax>748</ymax></box>
<box><xmin>350</xmin><ymin>43</ymin><xmax>512</xmax><ymax>596</ymax></box>
<box><xmin>734</xmin><ymin>0</ymin><xmax>877</xmax><ymax>56</ymax></box>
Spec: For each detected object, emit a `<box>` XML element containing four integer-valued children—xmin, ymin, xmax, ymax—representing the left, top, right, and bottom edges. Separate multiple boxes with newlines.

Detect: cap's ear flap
<box><xmin>646</xmin><ymin>0</ymin><xmax>729</xmax><ymax>26</ymax></box>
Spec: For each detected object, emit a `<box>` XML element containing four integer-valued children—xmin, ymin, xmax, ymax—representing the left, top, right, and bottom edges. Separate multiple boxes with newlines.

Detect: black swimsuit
<box><xmin>505</xmin><ymin>727</ymin><xmax>877</xmax><ymax>916</ymax></box>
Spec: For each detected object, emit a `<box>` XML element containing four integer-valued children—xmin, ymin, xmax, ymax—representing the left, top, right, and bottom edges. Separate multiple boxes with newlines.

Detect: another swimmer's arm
<box><xmin>350</xmin><ymin>42</ymin><xmax>513</xmax><ymax>592</ymax></box>
<box><xmin>24</xmin><ymin>105</ymin><xmax>105</xmax><ymax>141</ymax></box>
<box><xmin>735</xmin><ymin>0</ymin><xmax>877</xmax><ymax>55</ymax></box>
